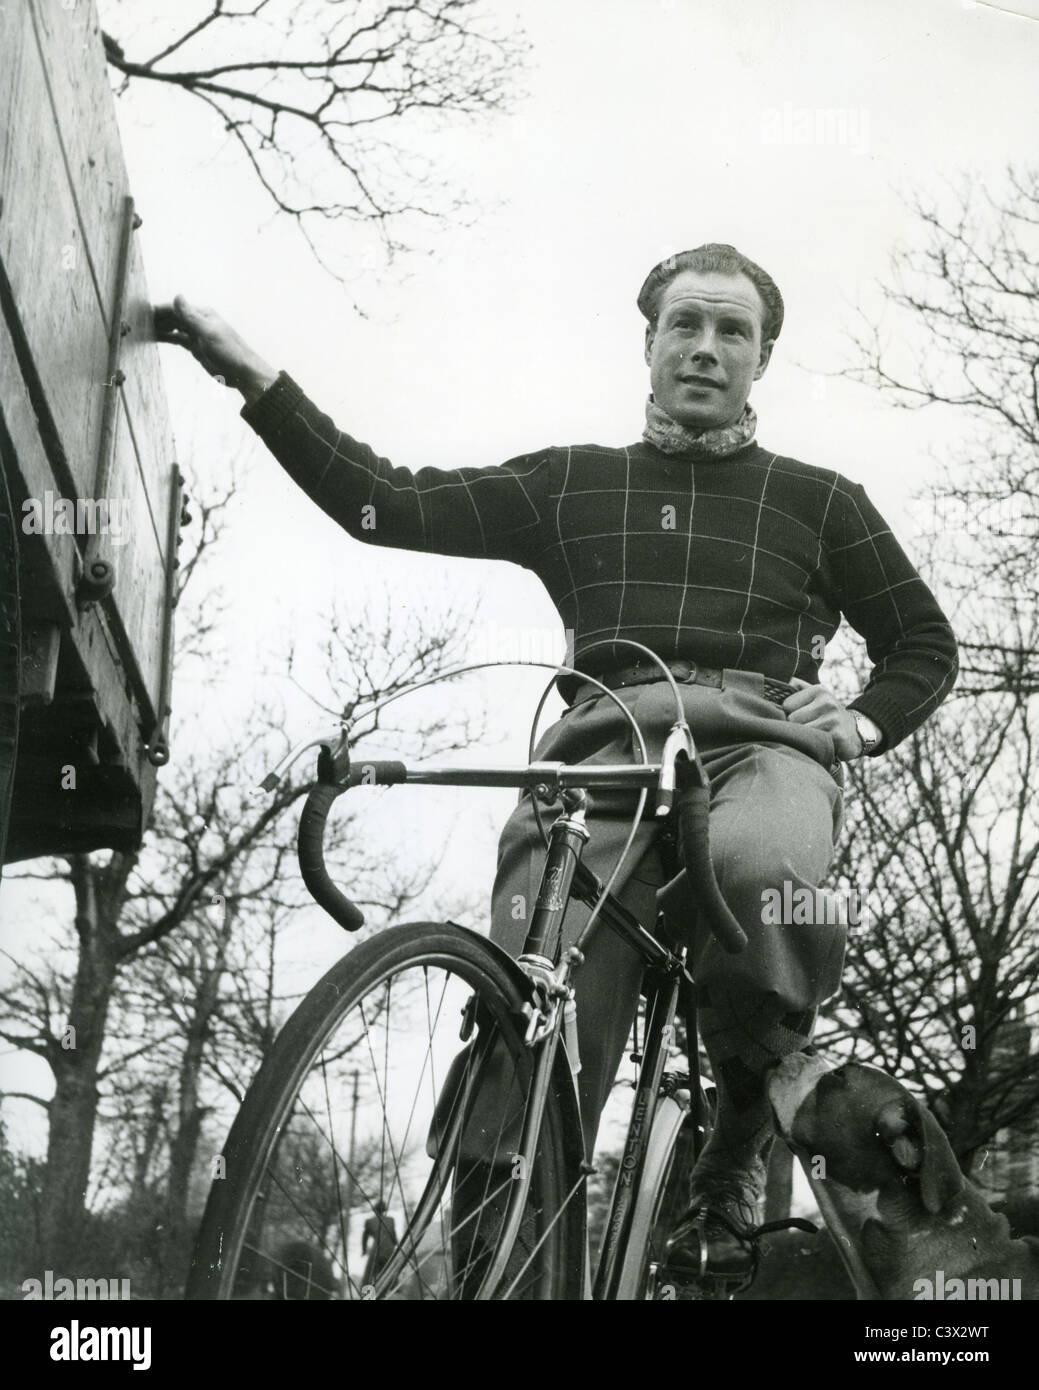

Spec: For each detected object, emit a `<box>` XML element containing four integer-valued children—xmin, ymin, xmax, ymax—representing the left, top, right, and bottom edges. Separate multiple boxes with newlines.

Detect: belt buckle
<box><xmin>682</xmin><ymin>661</ymin><xmax>698</xmax><ymax>685</ymax></box>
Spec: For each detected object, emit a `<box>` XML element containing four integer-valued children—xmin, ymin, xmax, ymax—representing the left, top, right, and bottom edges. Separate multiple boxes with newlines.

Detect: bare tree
<box><xmin>98</xmin><ymin>0</ymin><xmax>527</xmax><ymax>278</ymax></box>
<box><xmin>0</xmin><ymin>756</ymin><xmax>306</xmax><ymax>1271</ymax></box>
<box><xmin>842</xmin><ymin>165</ymin><xmax>1039</xmax><ymax>696</ymax></box>
<box><xmin>0</xmin><ymin>588</ymin><xmax>481</xmax><ymax>1280</ymax></box>
<box><xmin>826</xmin><ymin>164</ymin><xmax>1039</xmax><ymax>1187</ymax></box>
<box><xmin>816</xmin><ymin>684</ymin><xmax>1039</xmax><ymax>1172</ymax></box>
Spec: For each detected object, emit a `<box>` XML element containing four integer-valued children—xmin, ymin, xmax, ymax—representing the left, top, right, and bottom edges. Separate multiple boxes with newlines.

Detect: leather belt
<box><xmin>570</xmin><ymin>659</ymin><xmax>795</xmax><ymax>709</ymax></box>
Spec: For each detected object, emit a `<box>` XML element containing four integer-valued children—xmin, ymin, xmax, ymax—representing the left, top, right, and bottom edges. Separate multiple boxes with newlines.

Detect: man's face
<box><xmin>645</xmin><ymin>270</ymin><xmax>774</xmax><ymax>430</ymax></box>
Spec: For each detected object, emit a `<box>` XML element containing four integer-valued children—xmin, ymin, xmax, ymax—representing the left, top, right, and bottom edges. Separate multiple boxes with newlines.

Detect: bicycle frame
<box><xmin>514</xmin><ymin>787</ymin><xmax>704</xmax><ymax>1300</ymax></box>
<box><xmin>338</xmin><ymin>757</ymin><xmax>709</xmax><ymax>1300</ymax></box>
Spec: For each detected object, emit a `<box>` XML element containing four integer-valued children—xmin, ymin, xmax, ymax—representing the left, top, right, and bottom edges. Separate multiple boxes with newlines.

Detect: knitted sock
<box><xmin>694</xmin><ymin>999</ymin><xmax>818</xmax><ymax>1177</ymax></box>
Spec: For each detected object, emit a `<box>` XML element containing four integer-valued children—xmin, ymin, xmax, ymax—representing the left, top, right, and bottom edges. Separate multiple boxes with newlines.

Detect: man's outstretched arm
<box><xmin>155</xmin><ymin>297</ymin><xmax>550</xmax><ymax>563</ymax></box>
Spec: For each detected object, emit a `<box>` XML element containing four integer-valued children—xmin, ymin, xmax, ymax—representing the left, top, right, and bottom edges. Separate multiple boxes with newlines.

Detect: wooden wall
<box><xmin>0</xmin><ymin>0</ymin><xmax>180</xmax><ymax>860</ymax></box>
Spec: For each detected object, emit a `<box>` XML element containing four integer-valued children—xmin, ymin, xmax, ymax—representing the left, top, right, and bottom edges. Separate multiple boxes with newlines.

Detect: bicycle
<box><xmin>186</xmin><ymin>644</ymin><xmax>812</xmax><ymax>1301</ymax></box>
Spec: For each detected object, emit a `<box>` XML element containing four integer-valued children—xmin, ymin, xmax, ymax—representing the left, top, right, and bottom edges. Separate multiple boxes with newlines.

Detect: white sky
<box><xmin>4</xmin><ymin>0</ymin><xmax>1039</xmax><ymax>1181</ymax></box>
<box><xmin>111</xmin><ymin>0</ymin><xmax>1039</xmax><ymax>906</ymax></box>
<box><xmin>115</xmin><ymin>0</ymin><xmax>1039</xmax><ymax>705</ymax></box>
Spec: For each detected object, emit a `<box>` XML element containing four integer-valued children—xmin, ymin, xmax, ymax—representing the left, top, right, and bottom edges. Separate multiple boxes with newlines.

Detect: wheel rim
<box><xmin>217</xmin><ymin>950</ymin><xmax>569</xmax><ymax>1300</ymax></box>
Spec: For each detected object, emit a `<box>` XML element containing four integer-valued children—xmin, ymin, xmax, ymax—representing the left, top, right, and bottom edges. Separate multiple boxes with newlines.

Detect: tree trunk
<box><xmin>129</xmin><ymin>1084</ymin><xmax>167</xmax><ymax>1205</ymax></box>
<box><xmin>165</xmin><ymin>1067</ymin><xmax>205</xmax><ymax>1252</ymax></box>
<box><xmin>39</xmin><ymin>859</ymin><xmax>118</xmax><ymax>1271</ymax></box>
<box><xmin>163</xmin><ymin>958</ymin><xmax>225</xmax><ymax>1292</ymax></box>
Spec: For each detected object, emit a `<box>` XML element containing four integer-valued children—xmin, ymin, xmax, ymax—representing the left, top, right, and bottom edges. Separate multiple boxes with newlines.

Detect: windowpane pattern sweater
<box><xmin>242</xmin><ymin>373</ymin><xmax>958</xmax><ymax>752</ymax></box>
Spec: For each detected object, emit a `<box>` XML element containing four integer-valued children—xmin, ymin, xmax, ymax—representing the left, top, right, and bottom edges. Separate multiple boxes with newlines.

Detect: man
<box><xmin>361</xmin><ymin>1199</ymin><xmax>398</xmax><ymax>1288</ymax></box>
<box><xmin>157</xmin><ymin>244</ymin><xmax>958</xmax><ymax>1287</ymax></box>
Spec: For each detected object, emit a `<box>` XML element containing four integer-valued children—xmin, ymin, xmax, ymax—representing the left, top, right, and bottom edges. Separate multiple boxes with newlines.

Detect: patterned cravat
<box><xmin>643</xmin><ymin>395</ymin><xmax>757</xmax><ymax>459</ymax></box>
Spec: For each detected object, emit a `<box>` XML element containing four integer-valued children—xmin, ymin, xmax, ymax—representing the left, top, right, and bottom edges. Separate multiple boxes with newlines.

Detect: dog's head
<box><xmin>768</xmin><ymin>1054</ymin><xmax>1031</xmax><ymax>1298</ymax></box>
<box><xmin>768</xmin><ymin>1054</ymin><xmax>966</xmax><ymax>1225</ymax></box>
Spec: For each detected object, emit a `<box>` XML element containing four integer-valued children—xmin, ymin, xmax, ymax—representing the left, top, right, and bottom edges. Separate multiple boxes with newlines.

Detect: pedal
<box><xmin>656</xmin><ymin>1210</ymin><xmax>757</xmax><ymax>1299</ymax></box>
<box><xmin>655</xmin><ymin>1212</ymin><xmax>815</xmax><ymax>1301</ymax></box>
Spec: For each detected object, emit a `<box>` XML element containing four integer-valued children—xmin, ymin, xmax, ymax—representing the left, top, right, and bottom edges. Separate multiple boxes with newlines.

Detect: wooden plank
<box><xmin>7</xmin><ymin>746</ymin><xmax>153</xmax><ymax>863</ymax></box>
<box><xmin>2</xmin><ymin>309</ymin><xmax>161</xmax><ymax>732</ymax></box>
<box><xmin>27</xmin><ymin>0</ymin><xmax>127</xmax><ymax>332</ymax></box>
<box><xmin>0</xmin><ymin>307</ymin><xmax>152</xmax><ymax>754</ymax></box>
<box><xmin>64</xmin><ymin>589</ymin><xmax>155</xmax><ymax>792</ymax></box>
<box><xmin>0</xmin><ymin>1</ymin><xmax>109</xmax><ymax>499</ymax></box>
<box><xmin>120</xmin><ymin>231</ymin><xmax>178</xmax><ymax>570</ymax></box>
<box><xmin>0</xmin><ymin>314</ymin><xmax>78</xmax><ymax>629</ymax></box>
<box><xmin>29</xmin><ymin>0</ymin><xmax>177</xmax><ymax>720</ymax></box>
<box><xmin>0</xmin><ymin>0</ymin><xmax>174</xmax><ymax>857</ymax></box>
<box><xmin>103</xmin><ymin>403</ymin><xmax>164</xmax><ymax>718</ymax></box>
<box><xmin>31</xmin><ymin>0</ymin><xmax>179</xmax><ymax>567</ymax></box>
<box><xmin>2</xmin><ymin>0</ymin><xmax>177</xmax><ymax>725</ymax></box>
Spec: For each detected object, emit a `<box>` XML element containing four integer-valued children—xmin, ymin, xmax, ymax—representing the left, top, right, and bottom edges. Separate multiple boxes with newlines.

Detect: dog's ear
<box><xmin>875</xmin><ymin>1094</ymin><xmax>965</xmax><ymax>1215</ymax></box>
<box><xmin>916</xmin><ymin>1101</ymin><xmax>967</xmax><ymax>1215</ymax></box>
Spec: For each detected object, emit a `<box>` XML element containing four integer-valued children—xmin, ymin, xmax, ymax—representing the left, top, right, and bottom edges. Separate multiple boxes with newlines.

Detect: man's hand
<box><xmin>154</xmin><ymin>295</ymin><xmax>277</xmax><ymax>404</ymax></box>
<box><xmin>782</xmin><ymin>677</ymin><xmax>862</xmax><ymax>760</ymax></box>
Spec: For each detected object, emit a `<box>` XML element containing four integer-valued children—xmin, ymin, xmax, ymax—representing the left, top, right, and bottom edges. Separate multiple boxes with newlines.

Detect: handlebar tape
<box><xmin>298</xmin><ymin>783</ymin><xmax>365</xmax><ymax>931</ymax></box>
<box><xmin>298</xmin><ymin>762</ymin><xmax>409</xmax><ymax>931</ymax></box>
<box><xmin>676</xmin><ymin>783</ymin><xmax>748</xmax><ymax>954</ymax></box>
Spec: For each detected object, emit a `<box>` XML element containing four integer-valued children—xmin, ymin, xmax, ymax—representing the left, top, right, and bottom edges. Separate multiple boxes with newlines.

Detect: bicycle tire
<box><xmin>186</xmin><ymin>922</ymin><xmax>586</xmax><ymax>1301</ymax></box>
<box><xmin>0</xmin><ymin>452</ymin><xmax>19</xmax><ymax>872</ymax></box>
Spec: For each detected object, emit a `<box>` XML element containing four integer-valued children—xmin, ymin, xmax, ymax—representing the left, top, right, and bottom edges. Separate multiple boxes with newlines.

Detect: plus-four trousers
<box><xmin>488</xmin><ymin>670</ymin><xmax>848</xmax><ymax>1158</ymax></box>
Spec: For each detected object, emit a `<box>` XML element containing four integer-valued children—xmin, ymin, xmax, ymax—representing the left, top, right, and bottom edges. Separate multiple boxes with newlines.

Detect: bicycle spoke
<box><xmin>320</xmin><ymin>1051</ymin><xmax>350</xmax><ymax>1293</ymax></box>
<box><xmin>393</xmin><ymin>965</ymin><xmax>452</xmax><ymax>1187</ymax></box>
<box><xmin>194</xmin><ymin>929</ymin><xmax>581</xmax><ymax>1301</ymax></box>
<box><xmin>356</xmin><ymin>991</ymin><xmax>412</xmax><ymax>1226</ymax></box>
<box><xmin>500</xmin><ymin>1173</ymin><xmax>587</xmax><ymax>1299</ymax></box>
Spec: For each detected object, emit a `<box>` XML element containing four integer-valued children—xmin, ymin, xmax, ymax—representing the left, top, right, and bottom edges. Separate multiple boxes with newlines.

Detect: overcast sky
<box><xmin>106</xmin><ymin>0</ymin><xmax>1039</xmax><ymax>889</ymax></box>
<box><xmin>4</xmin><ymin>0</ymin><xmax>1039</xmax><ymax>1168</ymax></box>
<box><xmin>111</xmin><ymin>0</ymin><xmax>1039</xmax><ymax>710</ymax></box>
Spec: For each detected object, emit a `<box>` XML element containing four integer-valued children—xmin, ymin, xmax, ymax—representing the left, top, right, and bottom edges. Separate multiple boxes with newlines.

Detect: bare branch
<box><xmin>100</xmin><ymin>0</ymin><xmax>528</xmax><ymax>278</ymax></box>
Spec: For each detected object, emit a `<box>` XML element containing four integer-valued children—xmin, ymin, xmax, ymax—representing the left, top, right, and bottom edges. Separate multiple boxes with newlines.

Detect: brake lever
<box><xmin>258</xmin><ymin>723</ymin><xmax>350</xmax><ymax>793</ymax></box>
<box><xmin>656</xmin><ymin>720</ymin><xmax>697</xmax><ymax>817</ymax></box>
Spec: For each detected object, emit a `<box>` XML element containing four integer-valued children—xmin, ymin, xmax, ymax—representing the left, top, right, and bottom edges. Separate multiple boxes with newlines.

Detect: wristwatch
<box><xmin>852</xmin><ymin>712</ymin><xmax>883</xmax><ymax>757</ymax></box>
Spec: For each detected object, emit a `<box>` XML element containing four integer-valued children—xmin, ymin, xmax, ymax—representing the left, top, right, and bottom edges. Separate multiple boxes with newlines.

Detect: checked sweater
<box><xmin>242</xmin><ymin>373</ymin><xmax>959</xmax><ymax>752</ymax></box>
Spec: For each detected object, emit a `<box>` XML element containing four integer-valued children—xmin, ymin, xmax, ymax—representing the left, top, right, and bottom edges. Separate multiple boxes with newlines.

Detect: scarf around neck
<box><xmin>642</xmin><ymin>395</ymin><xmax>757</xmax><ymax>459</ymax></box>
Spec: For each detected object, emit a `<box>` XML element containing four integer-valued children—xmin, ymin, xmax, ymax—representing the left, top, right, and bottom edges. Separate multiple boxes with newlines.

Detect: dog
<box><xmin>767</xmin><ymin>1053</ymin><xmax>1039</xmax><ymax>1301</ymax></box>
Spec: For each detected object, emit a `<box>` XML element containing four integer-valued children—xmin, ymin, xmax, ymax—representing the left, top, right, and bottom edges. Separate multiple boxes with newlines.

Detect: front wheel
<box><xmin>186</xmin><ymin>923</ymin><xmax>586</xmax><ymax>1300</ymax></box>
<box><xmin>0</xmin><ymin>458</ymin><xmax>19</xmax><ymax>871</ymax></box>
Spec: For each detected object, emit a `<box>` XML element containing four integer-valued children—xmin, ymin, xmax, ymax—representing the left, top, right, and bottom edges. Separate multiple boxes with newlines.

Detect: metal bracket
<box><xmin>146</xmin><ymin>463</ymin><xmax>183</xmax><ymax>767</ymax></box>
<box><xmin>77</xmin><ymin>195</ymin><xmax>140</xmax><ymax>607</ymax></box>
<box><xmin>528</xmin><ymin>760</ymin><xmax>565</xmax><ymax>802</ymax></box>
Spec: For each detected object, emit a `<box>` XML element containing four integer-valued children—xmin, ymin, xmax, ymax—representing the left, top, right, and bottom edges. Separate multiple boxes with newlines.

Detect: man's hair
<box><xmin>637</xmin><ymin>244</ymin><xmax>784</xmax><ymax>343</ymax></box>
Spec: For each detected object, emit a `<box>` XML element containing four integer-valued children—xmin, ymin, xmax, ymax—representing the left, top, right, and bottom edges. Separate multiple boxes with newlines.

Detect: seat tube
<box><xmin>593</xmin><ymin>968</ymin><xmax>683</xmax><ymax>1300</ymax></box>
<box><xmin>519</xmin><ymin>791</ymin><xmax>590</xmax><ymax>965</ymax></box>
